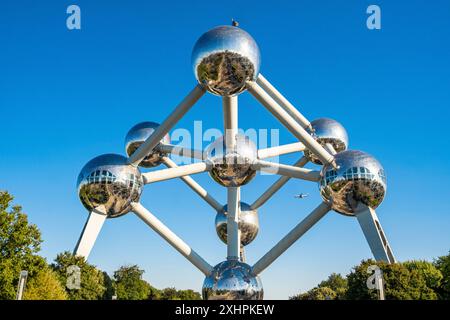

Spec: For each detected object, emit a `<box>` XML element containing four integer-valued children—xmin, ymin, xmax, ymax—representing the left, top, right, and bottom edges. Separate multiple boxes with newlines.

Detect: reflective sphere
<box><xmin>125</xmin><ymin>121</ymin><xmax>170</xmax><ymax>168</ymax></box>
<box><xmin>77</xmin><ymin>154</ymin><xmax>143</xmax><ymax>218</ymax></box>
<box><xmin>206</xmin><ymin>134</ymin><xmax>257</xmax><ymax>187</ymax></box>
<box><xmin>305</xmin><ymin>118</ymin><xmax>349</xmax><ymax>165</ymax></box>
<box><xmin>215</xmin><ymin>202</ymin><xmax>259</xmax><ymax>246</ymax></box>
<box><xmin>192</xmin><ymin>25</ymin><xmax>261</xmax><ymax>96</ymax></box>
<box><xmin>319</xmin><ymin>150</ymin><xmax>387</xmax><ymax>216</ymax></box>
<box><xmin>202</xmin><ymin>260</ymin><xmax>263</xmax><ymax>300</ymax></box>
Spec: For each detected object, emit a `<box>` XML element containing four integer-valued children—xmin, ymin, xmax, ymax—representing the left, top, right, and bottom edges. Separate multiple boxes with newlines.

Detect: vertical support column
<box><xmin>223</xmin><ymin>95</ymin><xmax>238</xmax><ymax>148</ymax></box>
<box><xmin>223</xmin><ymin>95</ymin><xmax>241</xmax><ymax>261</ymax></box>
<box><xmin>355</xmin><ymin>205</ymin><xmax>396</xmax><ymax>263</ymax></box>
<box><xmin>227</xmin><ymin>187</ymin><xmax>241</xmax><ymax>260</ymax></box>
<box><xmin>16</xmin><ymin>271</ymin><xmax>28</xmax><ymax>300</ymax></box>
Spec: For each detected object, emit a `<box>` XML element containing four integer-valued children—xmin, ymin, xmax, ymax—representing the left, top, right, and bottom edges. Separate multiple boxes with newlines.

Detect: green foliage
<box><xmin>0</xmin><ymin>191</ymin><xmax>46</xmax><ymax>299</ymax></box>
<box><xmin>434</xmin><ymin>251</ymin><xmax>450</xmax><ymax>299</ymax></box>
<box><xmin>23</xmin><ymin>267</ymin><xmax>68</xmax><ymax>300</ymax></box>
<box><xmin>289</xmin><ymin>273</ymin><xmax>347</xmax><ymax>300</ymax></box>
<box><xmin>318</xmin><ymin>273</ymin><xmax>348</xmax><ymax>299</ymax></box>
<box><xmin>113</xmin><ymin>265</ymin><xmax>152</xmax><ymax>300</ymax></box>
<box><xmin>403</xmin><ymin>260</ymin><xmax>443</xmax><ymax>290</ymax></box>
<box><xmin>290</xmin><ymin>286</ymin><xmax>337</xmax><ymax>300</ymax></box>
<box><xmin>102</xmin><ymin>271</ymin><xmax>115</xmax><ymax>300</ymax></box>
<box><xmin>346</xmin><ymin>259</ymin><xmax>438</xmax><ymax>300</ymax></box>
<box><xmin>149</xmin><ymin>287</ymin><xmax>201</xmax><ymax>300</ymax></box>
<box><xmin>51</xmin><ymin>251</ymin><xmax>107</xmax><ymax>300</ymax></box>
<box><xmin>290</xmin><ymin>257</ymin><xmax>450</xmax><ymax>300</ymax></box>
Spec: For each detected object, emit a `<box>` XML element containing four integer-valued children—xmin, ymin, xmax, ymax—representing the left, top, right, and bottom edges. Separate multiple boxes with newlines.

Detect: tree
<box><xmin>290</xmin><ymin>287</ymin><xmax>337</xmax><ymax>300</ymax></box>
<box><xmin>52</xmin><ymin>251</ymin><xmax>107</xmax><ymax>300</ymax></box>
<box><xmin>174</xmin><ymin>289</ymin><xmax>202</xmax><ymax>300</ymax></box>
<box><xmin>318</xmin><ymin>273</ymin><xmax>348</xmax><ymax>299</ymax></box>
<box><xmin>403</xmin><ymin>260</ymin><xmax>442</xmax><ymax>292</ymax></box>
<box><xmin>23</xmin><ymin>267</ymin><xmax>68</xmax><ymax>300</ymax></box>
<box><xmin>346</xmin><ymin>259</ymin><xmax>438</xmax><ymax>300</ymax></box>
<box><xmin>153</xmin><ymin>287</ymin><xmax>202</xmax><ymax>300</ymax></box>
<box><xmin>113</xmin><ymin>265</ymin><xmax>151</xmax><ymax>300</ymax></box>
<box><xmin>102</xmin><ymin>271</ymin><xmax>115</xmax><ymax>300</ymax></box>
<box><xmin>434</xmin><ymin>251</ymin><xmax>450</xmax><ymax>299</ymax></box>
<box><xmin>289</xmin><ymin>273</ymin><xmax>347</xmax><ymax>300</ymax></box>
<box><xmin>0</xmin><ymin>191</ymin><xmax>47</xmax><ymax>299</ymax></box>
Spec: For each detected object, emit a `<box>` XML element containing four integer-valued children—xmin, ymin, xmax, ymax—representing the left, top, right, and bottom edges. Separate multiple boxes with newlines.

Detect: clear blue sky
<box><xmin>1</xmin><ymin>0</ymin><xmax>449</xmax><ymax>299</ymax></box>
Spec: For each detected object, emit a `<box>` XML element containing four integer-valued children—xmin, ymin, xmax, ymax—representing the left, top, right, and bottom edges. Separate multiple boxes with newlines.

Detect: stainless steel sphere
<box><xmin>319</xmin><ymin>150</ymin><xmax>387</xmax><ymax>216</ymax></box>
<box><xmin>77</xmin><ymin>154</ymin><xmax>143</xmax><ymax>218</ymax></box>
<box><xmin>125</xmin><ymin>121</ymin><xmax>170</xmax><ymax>168</ymax></box>
<box><xmin>206</xmin><ymin>134</ymin><xmax>257</xmax><ymax>187</ymax></box>
<box><xmin>202</xmin><ymin>260</ymin><xmax>263</xmax><ymax>300</ymax></box>
<box><xmin>304</xmin><ymin>118</ymin><xmax>349</xmax><ymax>165</ymax></box>
<box><xmin>192</xmin><ymin>25</ymin><xmax>261</xmax><ymax>96</ymax></box>
<box><xmin>215</xmin><ymin>202</ymin><xmax>259</xmax><ymax>246</ymax></box>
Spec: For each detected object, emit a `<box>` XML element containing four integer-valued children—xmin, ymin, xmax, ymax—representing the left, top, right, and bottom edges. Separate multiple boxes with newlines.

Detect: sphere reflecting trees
<box><xmin>215</xmin><ymin>202</ymin><xmax>259</xmax><ymax>246</ymax></box>
<box><xmin>77</xmin><ymin>154</ymin><xmax>143</xmax><ymax>218</ymax></box>
<box><xmin>319</xmin><ymin>150</ymin><xmax>386</xmax><ymax>216</ymax></box>
<box><xmin>202</xmin><ymin>260</ymin><xmax>263</xmax><ymax>300</ymax></box>
<box><xmin>192</xmin><ymin>25</ymin><xmax>261</xmax><ymax>96</ymax></box>
<box><xmin>206</xmin><ymin>134</ymin><xmax>257</xmax><ymax>187</ymax></box>
<box><xmin>304</xmin><ymin>118</ymin><xmax>348</xmax><ymax>165</ymax></box>
<box><xmin>125</xmin><ymin>121</ymin><xmax>170</xmax><ymax>168</ymax></box>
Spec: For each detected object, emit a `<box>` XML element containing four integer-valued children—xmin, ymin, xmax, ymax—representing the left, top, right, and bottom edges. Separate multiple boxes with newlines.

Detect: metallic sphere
<box><xmin>192</xmin><ymin>25</ymin><xmax>261</xmax><ymax>96</ymax></box>
<box><xmin>202</xmin><ymin>260</ymin><xmax>263</xmax><ymax>300</ymax></box>
<box><xmin>215</xmin><ymin>202</ymin><xmax>259</xmax><ymax>246</ymax></box>
<box><xmin>77</xmin><ymin>154</ymin><xmax>143</xmax><ymax>218</ymax></box>
<box><xmin>304</xmin><ymin>118</ymin><xmax>349</xmax><ymax>164</ymax></box>
<box><xmin>125</xmin><ymin>121</ymin><xmax>170</xmax><ymax>168</ymax></box>
<box><xmin>206</xmin><ymin>134</ymin><xmax>257</xmax><ymax>187</ymax></box>
<box><xmin>319</xmin><ymin>150</ymin><xmax>387</xmax><ymax>216</ymax></box>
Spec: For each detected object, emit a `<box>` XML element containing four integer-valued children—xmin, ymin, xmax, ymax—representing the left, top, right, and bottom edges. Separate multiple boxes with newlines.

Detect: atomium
<box><xmin>125</xmin><ymin>121</ymin><xmax>170</xmax><ymax>168</ymax></box>
<box><xmin>206</xmin><ymin>134</ymin><xmax>257</xmax><ymax>187</ymax></box>
<box><xmin>192</xmin><ymin>25</ymin><xmax>261</xmax><ymax>96</ymax></box>
<box><xmin>202</xmin><ymin>260</ymin><xmax>263</xmax><ymax>300</ymax></box>
<box><xmin>77</xmin><ymin>154</ymin><xmax>143</xmax><ymax>218</ymax></box>
<box><xmin>319</xmin><ymin>150</ymin><xmax>387</xmax><ymax>216</ymax></box>
<box><xmin>216</xmin><ymin>202</ymin><xmax>259</xmax><ymax>246</ymax></box>
<box><xmin>74</xmin><ymin>23</ymin><xmax>396</xmax><ymax>301</ymax></box>
<box><xmin>304</xmin><ymin>118</ymin><xmax>348</xmax><ymax>164</ymax></box>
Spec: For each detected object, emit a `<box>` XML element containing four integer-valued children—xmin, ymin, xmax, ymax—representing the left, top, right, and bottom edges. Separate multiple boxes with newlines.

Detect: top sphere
<box><xmin>77</xmin><ymin>154</ymin><xmax>143</xmax><ymax>218</ymax></box>
<box><xmin>304</xmin><ymin>118</ymin><xmax>349</xmax><ymax>165</ymax></box>
<box><xmin>192</xmin><ymin>25</ymin><xmax>261</xmax><ymax>96</ymax></box>
<box><xmin>124</xmin><ymin>121</ymin><xmax>171</xmax><ymax>168</ymax></box>
<box><xmin>319</xmin><ymin>150</ymin><xmax>387</xmax><ymax>216</ymax></box>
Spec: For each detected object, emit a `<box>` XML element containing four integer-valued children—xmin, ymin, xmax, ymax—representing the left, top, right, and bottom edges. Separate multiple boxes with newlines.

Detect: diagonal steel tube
<box><xmin>142</xmin><ymin>162</ymin><xmax>209</xmax><ymax>184</ymax></box>
<box><xmin>158</xmin><ymin>144</ymin><xmax>205</xmax><ymax>160</ymax></box>
<box><xmin>162</xmin><ymin>157</ymin><xmax>222</xmax><ymax>211</ymax></box>
<box><xmin>253</xmin><ymin>159</ymin><xmax>320</xmax><ymax>182</ymax></box>
<box><xmin>252</xmin><ymin>202</ymin><xmax>331</xmax><ymax>275</ymax></box>
<box><xmin>73</xmin><ymin>207</ymin><xmax>107</xmax><ymax>259</ymax></box>
<box><xmin>131</xmin><ymin>202</ymin><xmax>213</xmax><ymax>276</ymax></box>
<box><xmin>250</xmin><ymin>157</ymin><xmax>309</xmax><ymax>210</ymax></box>
<box><xmin>246</xmin><ymin>81</ymin><xmax>336</xmax><ymax>168</ymax></box>
<box><xmin>129</xmin><ymin>85</ymin><xmax>205</xmax><ymax>166</ymax></box>
<box><xmin>257</xmin><ymin>142</ymin><xmax>305</xmax><ymax>159</ymax></box>
<box><xmin>257</xmin><ymin>74</ymin><xmax>311</xmax><ymax>130</ymax></box>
